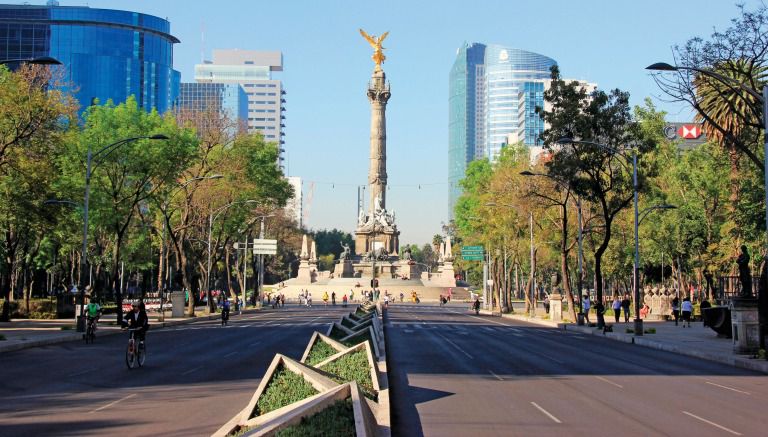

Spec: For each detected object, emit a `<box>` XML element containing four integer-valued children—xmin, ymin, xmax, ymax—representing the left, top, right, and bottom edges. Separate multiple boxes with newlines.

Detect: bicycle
<box><xmin>221</xmin><ymin>309</ymin><xmax>230</xmax><ymax>326</ymax></box>
<box><xmin>84</xmin><ymin>317</ymin><xmax>97</xmax><ymax>344</ymax></box>
<box><xmin>125</xmin><ymin>328</ymin><xmax>146</xmax><ymax>369</ymax></box>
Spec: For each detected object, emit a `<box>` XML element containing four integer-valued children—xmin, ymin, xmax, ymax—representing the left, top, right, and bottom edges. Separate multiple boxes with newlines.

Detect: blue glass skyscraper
<box><xmin>483</xmin><ymin>45</ymin><xmax>556</xmax><ymax>159</ymax></box>
<box><xmin>0</xmin><ymin>3</ymin><xmax>180</xmax><ymax>114</ymax></box>
<box><xmin>448</xmin><ymin>42</ymin><xmax>485</xmax><ymax>217</ymax></box>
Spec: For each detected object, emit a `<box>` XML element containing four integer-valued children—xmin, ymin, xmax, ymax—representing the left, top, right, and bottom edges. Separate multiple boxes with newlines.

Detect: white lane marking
<box><xmin>67</xmin><ymin>368</ymin><xmax>95</xmax><ymax>378</ymax></box>
<box><xmin>489</xmin><ymin>370</ymin><xmax>504</xmax><ymax>381</ymax></box>
<box><xmin>705</xmin><ymin>381</ymin><xmax>750</xmax><ymax>395</ymax></box>
<box><xmin>403</xmin><ymin>329</ymin><xmax>414</xmax><ymax>333</ymax></box>
<box><xmin>90</xmin><ymin>393</ymin><xmax>136</xmax><ymax>413</ymax></box>
<box><xmin>457</xmin><ymin>312</ymin><xmax>509</xmax><ymax>326</ymax></box>
<box><xmin>223</xmin><ymin>351</ymin><xmax>239</xmax><ymax>358</ymax></box>
<box><xmin>434</xmin><ymin>332</ymin><xmax>473</xmax><ymax>359</ymax></box>
<box><xmin>182</xmin><ymin>366</ymin><xmax>202</xmax><ymax>376</ymax></box>
<box><xmin>249</xmin><ymin>341</ymin><xmax>261</xmax><ymax>347</ymax></box>
<box><xmin>595</xmin><ymin>376</ymin><xmax>623</xmax><ymax>388</ymax></box>
<box><xmin>531</xmin><ymin>401</ymin><xmax>561</xmax><ymax>424</ymax></box>
<box><xmin>682</xmin><ymin>411</ymin><xmax>741</xmax><ymax>435</ymax></box>
<box><xmin>240</xmin><ymin>324</ymin><xmax>253</xmax><ymax>328</ymax></box>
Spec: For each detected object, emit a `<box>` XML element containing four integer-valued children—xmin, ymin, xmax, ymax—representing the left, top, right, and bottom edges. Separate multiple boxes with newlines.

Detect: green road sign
<box><xmin>462</xmin><ymin>245</ymin><xmax>483</xmax><ymax>251</ymax></box>
<box><xmin>462</xmin><ymin>255</ymin><xmax>485</xmax><ymax>261</ymax></box>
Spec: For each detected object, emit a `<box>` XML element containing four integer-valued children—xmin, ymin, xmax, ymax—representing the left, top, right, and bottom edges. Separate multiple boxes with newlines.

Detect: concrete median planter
<box><xmin>213</xmin><ymin>300</ymin><xmax>390</xmax><ymax>437</ymax></box>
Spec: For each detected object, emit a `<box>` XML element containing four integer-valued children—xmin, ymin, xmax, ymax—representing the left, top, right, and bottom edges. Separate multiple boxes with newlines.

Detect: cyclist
<box><xmin>85</xmin><ymin>297</ymin><xmax>101</xmax><ymax>334</ymax></box>
<box><xmin>221</xmin><ymin>298</ymin><xmax>231</xmax><ymax>326</ymax></box>
<box><xmin>124</xmin><ymin>302</ymin><xmax>149</xmax><ymax>344</ymax></box>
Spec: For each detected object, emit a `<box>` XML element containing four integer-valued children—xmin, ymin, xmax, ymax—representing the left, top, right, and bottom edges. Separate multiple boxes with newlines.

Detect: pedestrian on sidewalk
<box><xmin>583</xmin><ymin>295</ymin><xmax>591</xmax><ymax>324</ymax></box>
<box><xmin>612</xmin><ymin>296</ymin><xmax>622</xmax><ymax>323</ymax></box>
<box><xmin>342</xmin><ymin>294</ymin><xmax>348</xmax><ymax>307</ymax></box>
<box><xmin>671</xmin><ymin>295</ymin><xmax>680</xmax><ymax>326</ymax></box>
<box><xmin>681</xmin><ymin>296</ymin><xmax>693</xmax><ymax>327</ymax></box>
<box><xmin>621</xmin><ymin>294</ymin><xmax>631</xmax><ymax>322</ymax></box>
<box><xmin>332</xmin><ymin>291</ymin><xmax>336</xmax><ymax>306</ymax></box>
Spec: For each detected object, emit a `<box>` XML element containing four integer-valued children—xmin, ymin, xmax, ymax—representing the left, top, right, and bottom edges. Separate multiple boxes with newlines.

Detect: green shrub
<box><xmin>275</xmin><ymin>399</ymin><xmax>355</xmax><ymax>437</ymax></box>
<box><xmin>320</xmin><ymin>349</ymin><xmax>376</xmax><ymax>400</ymax></box>
<box><xmin>306</xmin><ymin>339</ymin><xmax>339</xmax><ymax>366</ymax></box>
<box><xmin>60</xmin><ymin>326</ymin><xmax>72</xmax><ymax>331</ymax></box>
<box><xmin>342</xmin><ymin>329</ymin><xmax>373</xmax><ymax>351</ymax></box>
<box><xmin>253</xmin><ymin>366</ymin><xmax>319</xmax><ymax>417</ymax></box>
<box><xmin>644</xmin><ymin>328</ymin><xmax>656</xmax><ymax>334</ymax></box>
<box><xmin>625</xmin><ymin>328</ymin><xmax>634</xmax><ymax>334</ymax></box>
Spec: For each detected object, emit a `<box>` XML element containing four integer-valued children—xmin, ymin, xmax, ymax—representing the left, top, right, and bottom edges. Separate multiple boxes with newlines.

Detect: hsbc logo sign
<box><xmin>663</xmin><ymin>123</ymin><xmax>706</xmax><ymax>145</ymax></box>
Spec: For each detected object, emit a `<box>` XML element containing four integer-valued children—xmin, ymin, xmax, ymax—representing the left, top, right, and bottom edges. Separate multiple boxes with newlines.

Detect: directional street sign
<box><xmin>253</xmin><ymin>238</ymin><xmax>278</xmax><ymax>255</ymax></box>
<box><xmin>461</xmin><ymin>245</ymin><xmax>484</xmax><ymax>261</ymax></box>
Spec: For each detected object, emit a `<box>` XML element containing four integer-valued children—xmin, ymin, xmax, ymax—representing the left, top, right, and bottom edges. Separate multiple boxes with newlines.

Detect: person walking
<box><xmin>323</xmin><ymin>291</ymin><xmax>329</xmax><ymax>306</ymax></box>
<box><xmin>681</xmin><ymin>296</ymin><xmax>693</xmax><ymax>327</ymax></box>
<box><xmin>671</xmin><ymin>295</ymin><xmax>680</xmax><ymax>326</ymax></box>
<box><xmin>612</xmin><ymin>296</ymin><xmax>622</xmax><ymax>323</ymax></box>
<box><xmin>582</xmin><ymin>295</ymin><xmax>591</xmax><ymax>324</ymax></box>
<box><xmin>342</xmin><ymin>294</ymin><xmax>348</xmax><ymax>307</ymax></box>
<box><xmin>621</xmin><ymin>294</ymin><xmax>631</xmax><ymax>322</ymax></box>
<box><xmin>331</xmin><ymin>291</ymin><xmax>336</xmax><ymax>306</ymax></box>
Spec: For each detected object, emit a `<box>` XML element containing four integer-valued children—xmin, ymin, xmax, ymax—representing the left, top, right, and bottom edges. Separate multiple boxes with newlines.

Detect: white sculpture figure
<box><xmin>374</xmin><ymin>193</ymin><xmax>383</xmax><ymax>213</ymax></box>
<box><xmin>358</xmin><ymin>209</ymin><xmax>366</xmax><ymax>226</ymax></box>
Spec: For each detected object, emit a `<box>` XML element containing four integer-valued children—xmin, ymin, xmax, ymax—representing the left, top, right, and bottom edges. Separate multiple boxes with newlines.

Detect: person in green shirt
<box><xmin>86</xmin><ymin>299</ymin><xmax>101</xmax><ymax>331</ymax></box>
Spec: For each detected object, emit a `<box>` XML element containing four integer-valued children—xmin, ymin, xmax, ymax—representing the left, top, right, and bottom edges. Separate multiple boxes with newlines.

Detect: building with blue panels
<box><xmin>448</xmin><ymin>42</ymin><xmax>485</xmax><ymax>217</ymax></box>
<box><xmin>483</xmin><ymin>45</ymin><xmax>556</xmax><ymax>160</ymax></box>
<box><xmin>0</xmin><ymin>2</ymin><xmax>180</xmax><ymax>114</ymax></box>
<box><xmin>176</xmin><ymin>82</ymin><xmax>249</xmax><ymax>127</ymax></box>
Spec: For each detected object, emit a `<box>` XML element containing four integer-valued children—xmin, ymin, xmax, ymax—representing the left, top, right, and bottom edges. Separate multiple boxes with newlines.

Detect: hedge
<box><xmin>305</xmin><ymin>339</ymin><xmax>339</xmax><ymax>366</ymax></box>
<box><xmin>253</xmin><ymin>366</ymin><xmax>319</xmax><ymax>417</ymax></box>
<box><xmin>274</xmin><ymin>399</ymin><xmax>355</xmax><ymax>437</ymax></box>
<box><xmin>320</xmin><ymin>349</ymin><xmax>376</xmax><ymax>401</ymax></box>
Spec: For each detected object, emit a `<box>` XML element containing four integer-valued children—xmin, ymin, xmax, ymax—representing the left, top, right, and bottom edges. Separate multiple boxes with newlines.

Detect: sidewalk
<box><xmin>481</xmin><ymin>310</ymin><xmax>768</xmax><ymax>374</ymax></box>
<box><xmin>0</xmin><ymin>306</ymin><xmax>259</xmax><ymax>354</ymax></box>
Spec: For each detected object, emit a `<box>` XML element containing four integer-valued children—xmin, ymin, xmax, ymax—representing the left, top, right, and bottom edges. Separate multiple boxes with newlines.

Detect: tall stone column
<box><xmin>367</xmin><ymin>70</ymin><xmax>391</xmax><ymax>212</ymax></box>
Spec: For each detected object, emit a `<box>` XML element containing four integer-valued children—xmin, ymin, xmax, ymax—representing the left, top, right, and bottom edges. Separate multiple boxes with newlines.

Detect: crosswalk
<box><xmin>388</xmin><ymin>323</ymin><xmax>586</xmax><ymax>338</ymax></box>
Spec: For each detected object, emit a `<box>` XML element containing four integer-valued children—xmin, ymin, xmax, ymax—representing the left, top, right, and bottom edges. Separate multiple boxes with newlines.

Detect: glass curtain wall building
<box><xmin>0</xmin><ymin>3</ymin><xmax>180</xmax><ymax>114</ymax></box>
<box><xmin>176</xmin><ymin>83</ymin><xmax>249</xmax><ymax>127</ymax></box>
<box><xmin>448</xmin><ymin>42</ymin><xmax>485</xmax><ymax>217</ymax></box>
<box><xmin>483</xmin><ymin>45</ymin><xmax>556</xmax><ymax>160</ymax></box>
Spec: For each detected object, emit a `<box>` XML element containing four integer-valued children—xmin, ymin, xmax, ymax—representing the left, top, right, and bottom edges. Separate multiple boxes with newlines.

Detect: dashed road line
<box><xmin>682</xmin><ymin>411</ymin><xmax>741</xmax><ymax>435</ymax></box>
<box><xmin>182</xmin><ymin>366</ymin><xmax>202</xmax><ymax>376</ymax></box>
<box><xmin>434</xmin><ymin>332</ymin><xmax>473</xmax><ymax>359</ymax></box>
<box><xmin>90</xmin><ymin>393</ymin><xmax>136</xmax><ymax>413</ymax></box>
<box><xmin>531</xmin><ymin>401</ymin><xmax>561</xmax><ymax>424</ymax></box>
<box><xmin>704</xmin><ymin>381</ymin><xmax>750</xmax><ymax>395</ymax></box>
<box><xmin>223</xmin><ymin>351</ymin><xmax>239</xmax><ymax>358</ymax></box>
<box><xmin>595</xmin><ymin>376</ymin><xmax>623</xmax><ymax>388</ymax></box>
<box><xmin>67</xmin><ymin>368</ymin><xmax>95</xmax><ymax>378</ymax></box>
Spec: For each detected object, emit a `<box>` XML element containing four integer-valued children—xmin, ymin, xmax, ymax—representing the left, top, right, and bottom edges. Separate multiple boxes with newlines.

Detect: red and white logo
<box><xmin>677</xmin><ymin>125</ymin><xmax>701</xmax><ymax>139</ymax></box>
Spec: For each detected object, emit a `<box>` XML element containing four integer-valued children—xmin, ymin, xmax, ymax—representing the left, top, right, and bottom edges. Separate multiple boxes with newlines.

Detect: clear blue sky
<box><xmin>17</xmin><ymin>0</ymin><xmax>761</xmax><ymax>245</ymax></box>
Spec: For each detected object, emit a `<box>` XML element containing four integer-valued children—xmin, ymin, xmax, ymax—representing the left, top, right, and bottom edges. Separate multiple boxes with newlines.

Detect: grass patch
<box><xmin>342</xmin><ymin>329</ymin><xmax>373</xmax><ymax>350</ymax></box>
<box><xmin>354</xmin><ymin>308</ymin><xmax>372</xmax><ymax>317</ymax></box>
<box><xmin>320</xmin><ymin>349</ymin><xmax>376</xmax><ymax>401</ymax></box>
<box><xmin>253</xmin><ymin>366</ymin><xmax>319</xmax><ymax>417</ymax></box>
<box><xmin>275</xmin><ymin>399</ymin><xmax>355</xmax><ymax>437</ymax></box>
<box><xmin>328</xmin><ymin>325</ymin><xmax>348</xmax><ymax>341</ymax></box>
<box><xmin>625</xmin><ymin>328</ymin><xmax>634</xmax><ymax>334</ymax></box>
<box><xmin>60</xmin><ymin>326</ymin><xmax>72</xmax><ymax>331</ymax></box>
<box><xmin>644</xmin><ymin>328</ymin><xmax>656</xmax><ymax>334</ymax></box>
<box><xmin>306</xmin><ymin>339</ymin><xmax>339</xmax><ymax>366</ymax></box>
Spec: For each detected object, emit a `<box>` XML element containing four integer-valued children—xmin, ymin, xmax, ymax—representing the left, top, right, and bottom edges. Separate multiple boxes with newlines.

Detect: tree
<box><xmin>311</xmin><ymin>229</ymin><xmax>355</xmax><ymax>260</ymax></box>
<box><xmin>541</xmin><ymin>66</ymin><xmax>656</xmax><ymax>306</ymax></box>
<box><xmin>0</xmin><ymin>65</ymin><xmax>75</xmax><ymax>322</ymax></box>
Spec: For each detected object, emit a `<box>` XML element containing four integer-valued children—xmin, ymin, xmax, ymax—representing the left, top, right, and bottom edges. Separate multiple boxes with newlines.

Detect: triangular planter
<box><xmin>340</xmin><ymin>325</ymin><xmax>381</xmax><ymax>359</ymax></box>
<box><xmin>239</xmin><ymin>354</ymin><xmax>340</xmax><ymax>423</ymax></box>
<box><xmin>315</xmin><ymin>341</ymin><xmax>382</xmax><ymax>402</ymax></box>
<box><xmin>340</xmin><ymin>315</ymin><xmax>361</xmax><ymax>329</ymax></box>
<box><xmin>327</xmin><ymin>321</ymin><xmax>354</xmax><ymax>340</ymax></box>
<box><xmin>300</xmin><ymin>331</ymin><xmax>349</xmax><ymax>365</ymax></box>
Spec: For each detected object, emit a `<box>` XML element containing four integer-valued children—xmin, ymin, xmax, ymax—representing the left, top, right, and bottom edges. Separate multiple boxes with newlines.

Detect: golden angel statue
<box><xmin>359</xmin><ymin>29</ymin><xmax>389</xmax><ymax>71</ymax></box>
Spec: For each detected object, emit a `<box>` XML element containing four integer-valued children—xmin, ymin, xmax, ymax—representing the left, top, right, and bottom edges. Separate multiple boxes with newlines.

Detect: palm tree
<box><xmin>692</xmin><ymin>59</ymin><xmax>768</xmax><ymax>241</ymax></box>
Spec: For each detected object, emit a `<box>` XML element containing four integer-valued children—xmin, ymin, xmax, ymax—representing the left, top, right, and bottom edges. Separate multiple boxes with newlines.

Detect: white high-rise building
<box><xmin>195</xmin><ymin>49</ymin><xmax>286</xmax><ymax>166</ymax></box>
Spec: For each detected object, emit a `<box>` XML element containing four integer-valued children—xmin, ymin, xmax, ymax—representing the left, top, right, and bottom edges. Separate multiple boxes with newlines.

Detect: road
<box><xmin>387</xmin><ymin>303</ymin><xmax>768</xmax><ymax>437</ymax></box>
<box><xmin>0</xmin><ymin>305</ymin><xmax>348</xmax><ymax>436</ymax></box>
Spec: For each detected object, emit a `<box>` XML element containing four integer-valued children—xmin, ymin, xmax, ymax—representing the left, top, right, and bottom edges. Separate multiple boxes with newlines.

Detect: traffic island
<box><xmin>214</xmin><ymin>301</ymin><xmax>390</xmax><ymax>436</ymax></box>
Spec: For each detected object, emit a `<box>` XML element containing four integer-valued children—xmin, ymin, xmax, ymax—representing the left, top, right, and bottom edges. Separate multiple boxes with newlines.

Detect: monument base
<box><xmin>730</xmin><ymin>297</ymin><xmax>759</xmax><ymax>354</ymax></box>
<box><xmin>296</xmin><ymin>260</ymin><xmax>315</xmax><ymax>284</ymax></box>
<box><xmin>550</xmin><ymin>293</ymin><xmax>563</xmax><ymax>322</ymax></box>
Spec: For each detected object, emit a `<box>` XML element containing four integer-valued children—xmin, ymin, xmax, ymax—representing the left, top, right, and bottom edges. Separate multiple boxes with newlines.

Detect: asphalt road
<box><xmin>387</xmin><ymin>303</ymin><xmax>768</xmax><ymax>437</ymax></box>
<box><xmin>0</xmin><ymin>305</ymin><xmax>349</xmax><ymax>437</ymax></box>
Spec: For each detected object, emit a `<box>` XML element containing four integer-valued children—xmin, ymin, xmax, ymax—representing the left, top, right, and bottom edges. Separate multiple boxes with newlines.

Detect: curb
<box><xmin>0</xmin><ymin>308</ymin><xmax>261</xmax><ymax>354</ymax></box>
<box><xmin>560</xmin><ymin>324</ymin><xmax>768</xmax><ymax>374</ymax></box>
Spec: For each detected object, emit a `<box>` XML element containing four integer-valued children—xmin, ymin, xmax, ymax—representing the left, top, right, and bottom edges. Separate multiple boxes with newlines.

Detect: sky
<box><xmin>11</xmin><ymin>0</ymin><xmax>763</xmax><ymax>245</ymax></box>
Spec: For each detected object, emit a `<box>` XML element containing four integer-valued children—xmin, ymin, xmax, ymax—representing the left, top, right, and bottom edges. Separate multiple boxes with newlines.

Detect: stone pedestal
<box><xmin>730</xmin><ymin>297</ymin><xmax>759</xmax><ymax>354</ymax></box>
<box><xmin>296</xmin><ymin>260</ymin><xmax>314</xmax><ymax>284</ymax></box>
<box><xmin>339</xmin><ymin>260</ymin><xmax>354</xmax><ymax>278</ymax></box>
<box><xmin>170</xmin><ymin>291</ymin><xmax>185</xmax><ymax>318</ymax></box>
<box><xmin>550</xmin><ymin>293</ymin><xmax>563</xmax><ymax>322</ymax></box>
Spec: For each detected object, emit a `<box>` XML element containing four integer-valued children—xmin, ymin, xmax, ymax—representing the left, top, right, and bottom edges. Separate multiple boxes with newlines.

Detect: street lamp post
<box><xmin>206</xmin><ymin>200</ymin><xmax>258</xmax><ymax>314</ymax></box>
<box><xmin>556</xmin><ymin>137</ymin><xmax>674</xmax><ymax>335</ymax></box>
<box><xmin>48</xmin><ymin>135</ymin><xmax>169</xmax><ymax>331</ymax></box>
<box><xmin>529</xmin><ymin>211</ymin><xmax>535</xmax><ymax>317</ymax></box>
<box><xmin>520</xmin><ymin>170</ymin><xmax>585</xmax><ymax>322</ymax></box>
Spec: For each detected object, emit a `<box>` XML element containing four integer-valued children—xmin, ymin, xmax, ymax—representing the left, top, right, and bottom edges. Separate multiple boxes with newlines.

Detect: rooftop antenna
<box><xmin>200</xmin><ymin>20</ymin><xmax>206</xmax><ymax>63</ymax></box>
